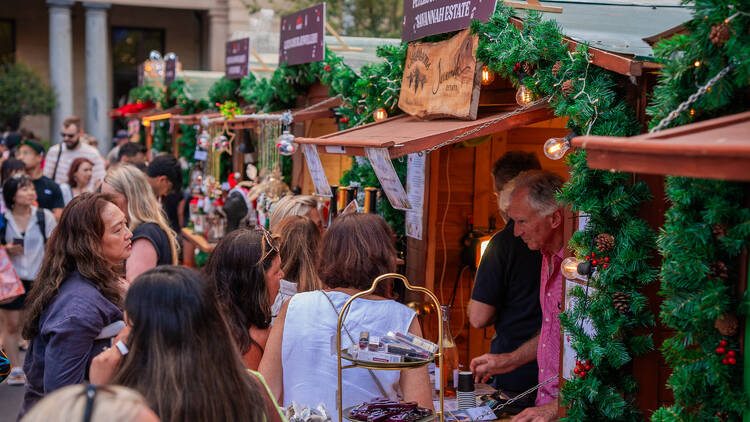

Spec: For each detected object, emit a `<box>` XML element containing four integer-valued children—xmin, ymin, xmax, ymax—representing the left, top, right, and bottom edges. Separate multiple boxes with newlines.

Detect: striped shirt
<box><xmin>535</xmin><ymin>247</ymin><xmax>563</xmax><ymax>406</ymax></box>
<box><xmin>43</xmin><ymin>143</ymin><xmax>106</xmax><ymax>191</ymax></box>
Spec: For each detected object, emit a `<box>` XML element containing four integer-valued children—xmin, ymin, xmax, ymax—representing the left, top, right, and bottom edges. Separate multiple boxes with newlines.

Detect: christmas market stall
<box><xmin>293</xmin><ymin>1</ymin><xmax>699</xmax><ymax>419</ymax></box>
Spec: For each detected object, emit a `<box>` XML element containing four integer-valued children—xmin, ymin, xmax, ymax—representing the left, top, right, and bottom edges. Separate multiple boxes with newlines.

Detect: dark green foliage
<box><xmin>208</xmin><ymin>77</ymin><xmax>241</xmax><ymax>106</ymax></box>
<box><xmin>0</xmin><ymin>62</ymin><xmax>56</xmax><ymax>129</ymax></box>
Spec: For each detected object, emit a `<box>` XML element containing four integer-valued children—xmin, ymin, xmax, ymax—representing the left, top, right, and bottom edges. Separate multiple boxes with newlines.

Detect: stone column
<box><xmin>208</xmin><ymin>0</ymin><xmax>229</xmax><ymax>71</ymax></box>
<box><xmin>84</xmin><ymin>2</ymin><xmax>112</xmax><ymax>155</ymax></box>
<box><xmin>47</xmin><ymin>0</ymin><xmax>75</xmax><ymax>144</ymax></box>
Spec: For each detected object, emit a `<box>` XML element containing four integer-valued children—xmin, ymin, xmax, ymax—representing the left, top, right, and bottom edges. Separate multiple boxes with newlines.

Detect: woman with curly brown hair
<box><xmin>19</xmin><ymin>193</ymin><xmax>132</xmax><ymax>418</ymax></box>
<box><xmin>259</xmin><ymin>213</ymin><xmax>432</xmax><ymax>418</ymax></box>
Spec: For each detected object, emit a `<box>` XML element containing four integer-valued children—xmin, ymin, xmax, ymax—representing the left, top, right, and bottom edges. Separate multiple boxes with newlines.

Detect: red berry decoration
<box><xmin>585</xmin><ymin>255</ymin><xmax>590</xmax><ymax>260</ymax></box>
<box><xmin>716</xmin><ymin>347</ymin><xmax>726</xmax><ymax>354</ymax></box>
<box><xmin>604</xmin><ymin>257</ymin><xmax>610</xmax><ymax>263</ymax></box>
<box><xmin>585</xmin><ymin>364</ymin><xmax>591</xmax><ymax>370</ymax></box>
<box><xmin>591</xmin><ymin>259</ymin><xmax>598</xmax><ymax>266</ymax></box>
<box><xmin>586</xmin><ymin>360</ymin><xmax>592</xmax><ymax>366</ymax></box>
<box><xmin>579</xmin><ymin>371</ymin><xmax>586</xmax><ymax>377</ymax></box>
<box><xmin>513</xmin><ymin>62</ymin><xmax>521</xmax><ymax>72</ymax></box>
<box><xmin>602</xmin><ymin>264</ymin><xmax>609</xmax><ymax>269</ymax></box>
<box><xmin>723</xmin><ymin>358</ymin><xmax>729</xmax><ymax>365</ymax></box>
<box><xmin>720</xmin><ymin>340</ymin><xmax>728</xmax><ymax>347</ymax></box>
<box><xmin>324</xmin><ymin>65</ymin><xmax>331</xmax><ymax>72</ymax></box>
<box><xmin>591</xmin><ymin>252</ymin><xmax>596</xmax><ymax>257</ymax></box>
<box><xmin>574</xmin><ymin>367</ymin><xmax>580</xmax><ymax>374</ymax></box>
<box><xmin>727</xmin><ymin>350</ymin><xmax>736</xmax><ymax>357</ymax></box>
<box><xmin>729</xmin><ymin>357</ymin><xmax>737</xmax><ymax>365</ymax></box>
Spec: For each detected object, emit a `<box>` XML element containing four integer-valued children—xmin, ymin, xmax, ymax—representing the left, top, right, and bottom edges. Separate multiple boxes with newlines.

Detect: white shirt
<box><xmin>4</xmin><ymin>207</ymin><xmax>57</xmax><ymax>280</ymax></box>
<box><xmin>59</xmin><ymin>183</ymin><xmax>73</xmax><ymax>206</ymax></box>
<box><xmin>270</xmin><ymin>279</ymin><xmax>298</xmax><ymax>323</ymax></box>
<box><xmin>281</xmin><ymin>290</ymin><xmax>416</xmax><ymax>420</ymax></box>
<box><xmin>43</xmin><ymin>143</ymin><xmax>106</xmax><ymax>191</ymax></box>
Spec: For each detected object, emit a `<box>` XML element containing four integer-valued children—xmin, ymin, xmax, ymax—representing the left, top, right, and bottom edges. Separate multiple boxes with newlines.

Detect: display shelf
<box><xmin>335</xmin><ymin>273</ymin><xmax>445</xmax><ymax>422</ymax></box>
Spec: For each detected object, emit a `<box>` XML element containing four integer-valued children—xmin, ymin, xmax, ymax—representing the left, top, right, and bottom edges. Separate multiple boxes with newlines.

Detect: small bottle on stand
<box><xmin>436</xmin><ymin>305</ymin><xmax>460</xmax><ymax>398</ymax></box>
<box><xmin>364</xmin><ymin>187</ymin><xmax>378</xmax><ymax>213</ymax></box>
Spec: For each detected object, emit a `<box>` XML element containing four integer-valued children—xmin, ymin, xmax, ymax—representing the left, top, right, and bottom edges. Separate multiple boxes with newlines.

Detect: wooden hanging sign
<box><xmin>398</xmin><ymin>28</ymin><xmax>481</xmax><ymax>120</ymax></box>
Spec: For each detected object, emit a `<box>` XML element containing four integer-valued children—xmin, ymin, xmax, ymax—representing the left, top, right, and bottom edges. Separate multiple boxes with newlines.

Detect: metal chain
<box><xmin>489</xmin><ymin>375</ymin><xmax>558</xmax><ymax>414</ymax></box>
<box><xmin>649</xmin><ymin>63</ymin><xmax>735</xmax><ymax>133</ymax></box>
<box><xmin>421</xmin><ymin>96</ymin><xmax>553</xmax><ymax>154</ymax></box>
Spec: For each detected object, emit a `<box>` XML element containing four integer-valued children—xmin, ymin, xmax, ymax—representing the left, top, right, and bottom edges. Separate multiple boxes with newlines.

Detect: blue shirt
<box><xmin>19</xmin><ymin>271</ymin><xmax>122</xmax><ymax>418</ymax></box>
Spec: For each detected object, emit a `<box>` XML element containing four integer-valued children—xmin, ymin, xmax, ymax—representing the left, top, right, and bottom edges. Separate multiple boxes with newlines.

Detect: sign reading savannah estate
<box><xmin>279</xmin><ymin>3</ymin><xmax>326</xmax><ymax>66</ymax></box>
<box><xmin>402</xmin><ymin>0</ymin><xmax>497</xmax><ymax>42</ymax></box>
<box><xmin>398</xmin><ymin>29</ymin><xmax>481</xmax><ymax>120</ymax></box>
<box><xmin>225</xmin><ymin>38</ymin><xmax>250</xmax><ymax>79</ymax></box>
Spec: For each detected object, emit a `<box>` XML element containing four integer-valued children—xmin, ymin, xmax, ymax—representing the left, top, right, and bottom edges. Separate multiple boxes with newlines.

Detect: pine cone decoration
<box><xmin>715</xmin><ymin>313</ymin><xmax>739</xmax><ymax>337</ymax></box>
<box><xmin>596</xmin><ymin>233</ymin><xmax>615</xmax><ymax>253</ymax></box>
<box><xmin>522</xmin><ymin>62</ymin><xmax>534</xmax><ymax>75</ymax></box>
<box><xmin>710</xmin><ymin>23</ymin><xmax>731</xmax><ymax>47</ymax></box>
<box><xmin>561</xmin><ymin>80</ymin><xmax>575</xmax><ymax>96</ymax></box>
<box><xmin>710</xmin><ymin>261</ymin><xmax>729</xmax><ymax>279</ymax></box>
<box><xmin>712</xmin><ymin>223</ymin><xmax>728</xmax><ymax>239</ymax></box>
<box><xmin>612</xmin><ymin>292</ymin><xmax>630</xmax><ymax>315</ymax></box>
<box><xmin>552</xmin><ymin>61</ymin><xmax>563</xmax><ymax>78</ymax></box>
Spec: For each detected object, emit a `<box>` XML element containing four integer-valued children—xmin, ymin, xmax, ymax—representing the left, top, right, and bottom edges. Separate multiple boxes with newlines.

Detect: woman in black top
<box><xmin>101</xmin><ymin>164</ymin><xmax>179</xmax><ymax>283</ymax></box>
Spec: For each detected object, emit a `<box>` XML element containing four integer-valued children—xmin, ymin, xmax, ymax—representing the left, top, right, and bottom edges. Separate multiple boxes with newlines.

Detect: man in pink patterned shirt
<box><xmin>471</xmin><ymin>170</ymin><xmax>565</xmax><ymax>422</ymax></box>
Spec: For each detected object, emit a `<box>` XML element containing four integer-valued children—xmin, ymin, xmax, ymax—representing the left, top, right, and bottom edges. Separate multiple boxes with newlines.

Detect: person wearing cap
<box><xmin>43</xmin><ymin>116</ymin><xmax>106</xmax><ymax>191</ymax></box>
<box><xmin>106</xmin><ymin>129</ymin><xmax>131</xmax><ymax>165</ymax></box>
<box><xmin>17</xmin><ymin>139</ymin><xmax>64</xmax><ymax>220</ymax></box>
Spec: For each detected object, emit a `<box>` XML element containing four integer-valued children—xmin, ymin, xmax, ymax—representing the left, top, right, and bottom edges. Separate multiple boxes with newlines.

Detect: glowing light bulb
<box><xmin>694</xmin><ymin>60</ymin><xmax>701</xmax><ymax>68</ymax></box>
<box><xmin>543</xmin><ymin>132</ymin><xmax>576</xmax><ymax>160</ymax></box>
<box><xmin>561</xmin><ymin>257</ymin><xmax>592</xmax><ymax>281</ymax></box>
<box><xmin>481</xmin><ymin>66</ymin><xmax>495</xmax><ymax>85</ymax></box>
<box><xmin>515</xmin><ymin>84</ymin><xmax>534</xmax><ymax>106</ymax></box>
<box><xmin>374</xmin><ymin>108</ymin><xmax>388</xmax><ymax>121</ymax></box>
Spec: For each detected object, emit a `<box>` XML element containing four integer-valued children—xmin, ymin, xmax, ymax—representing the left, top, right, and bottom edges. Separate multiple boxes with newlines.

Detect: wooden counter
<box><xmin>180</xmin><ymin>227</ymin><xmax>216</xmax><ymax>267</ymax></box>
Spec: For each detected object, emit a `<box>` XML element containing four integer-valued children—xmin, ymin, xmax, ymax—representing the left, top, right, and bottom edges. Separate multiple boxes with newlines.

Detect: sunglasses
<box><xmin>61</xmin><ymin>133</ymin><xmax>76</xmax><ymax>139</ymax></box>
<box><xmin>257</xmin><ymin>226</ymin><xmax>279</xmax><ymax>264</ymax></box>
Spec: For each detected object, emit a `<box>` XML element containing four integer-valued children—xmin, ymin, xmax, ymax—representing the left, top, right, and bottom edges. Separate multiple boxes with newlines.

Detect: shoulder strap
<box><xmin>37</xmin><ymin>209</ymin><xmax>47</xmax><ymax>244</ymax></box>
<box><xmin>51</xmin><ymin>144</ymin><xmax>63</xmax><ymax>182</ymax></box>
<box><xmin>0</xmin><ymin>213</ymin><xmax>5</xmax><ymax>246</ymax></box>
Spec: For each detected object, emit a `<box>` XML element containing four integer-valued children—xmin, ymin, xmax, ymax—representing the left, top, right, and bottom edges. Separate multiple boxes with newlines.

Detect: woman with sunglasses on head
<box><xmin>101</xmin><ymin>164</ymin><xmax>179</xmax><ymax>282</ymax></box>
<box><xmin>18</xmin><ymin>193</ymin><xmax>132</xmax><ymax>418</ymax></box>
<box><xmin>90</xmin><ymin>266</ymin><xmax>284</xmax><ymax>422</ymax></box>
<box><xmin>202</xmin><ymin>228</ymin><xmax>284</xmax><ymax>370</ymax></box>
<box><xmin>259</xmin><ymin>213</ymin><xmax>432</xmax><ymax>418</ymax></box>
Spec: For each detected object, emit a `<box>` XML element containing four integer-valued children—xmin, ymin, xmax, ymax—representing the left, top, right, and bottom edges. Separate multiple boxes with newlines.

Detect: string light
<box><xmin>543</xmin><ymin>132</ymin><xmax>577</xmax><ymax>160</ymax></box>
<box><xmin>515</xmin><ymin>84</ymin><xmax>534</xmax><ymax>106</ymax></box>
<box><xmin>481</xmin><ymin>66</ymin><xmax>495</xmax><ymax>85</ymax></box>
<box><xmin>374</xmin><ymin>108</ymin><xmax>388</xmax><ymax>121</ymax></box>
<box><xmin>694</xmin><ymin>60</ymin><xmax>702</xmax><ymax>68</ymax></box>
<box><xmin>561</xmin><ymin>257</ymin><xmax>593</xmax><ymax>281</ymax></box>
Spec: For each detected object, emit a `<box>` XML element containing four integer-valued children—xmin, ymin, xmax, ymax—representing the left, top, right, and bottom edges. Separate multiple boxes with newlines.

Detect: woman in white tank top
<box><xmin>259</xmin><ymin>214</ymin><xmax>432</xmax><ymax>420</ymax></box>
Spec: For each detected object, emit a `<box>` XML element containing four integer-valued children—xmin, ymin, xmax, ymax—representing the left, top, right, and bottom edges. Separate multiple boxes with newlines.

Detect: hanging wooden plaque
<box><xmin>398</xmin><ymin>29</ymin><xmax>481</xmax><ymax>120</ymax></box>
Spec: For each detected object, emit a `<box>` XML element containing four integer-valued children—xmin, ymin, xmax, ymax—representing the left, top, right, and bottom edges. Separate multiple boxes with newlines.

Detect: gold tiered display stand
<box><xmin>336</xmin><ymin>273</ymin><xmax>445</xmax><ymax>422</ymax></box>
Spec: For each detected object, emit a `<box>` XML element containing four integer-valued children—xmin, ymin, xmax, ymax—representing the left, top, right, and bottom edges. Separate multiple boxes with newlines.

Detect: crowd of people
<box><xmin>0</xmin><ymin>115</ymin><xmax>568</xmax><ymax>422</ymax></box>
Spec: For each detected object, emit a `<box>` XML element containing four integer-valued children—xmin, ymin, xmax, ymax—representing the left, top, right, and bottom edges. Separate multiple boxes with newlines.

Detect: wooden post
<box><xmin>172</xmin><ymin>123</ymin><xmax>180</xmax><ymax>158</ymax></box>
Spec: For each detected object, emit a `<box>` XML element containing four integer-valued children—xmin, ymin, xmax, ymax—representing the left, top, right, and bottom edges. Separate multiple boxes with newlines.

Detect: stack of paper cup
<box><xmin>457</xmin><ymin>371</ymin><xmax>476</xmax><ymax>410</ymax></box>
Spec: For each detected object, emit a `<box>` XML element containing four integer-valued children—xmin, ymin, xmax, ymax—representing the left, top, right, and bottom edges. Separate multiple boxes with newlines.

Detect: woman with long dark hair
<box><xmin>259</xmin><ymin>213</ymin><xmax>432</xmax><ymax>418</ymax></box>
<box><xmin>19</xmin><ymin>193</ymin><xmax>132</xmax><ymax>417</ymax></box>
<box><xmin>202</xmin><ymin>228</ymin><xmax>284</xmax><ymax>370</ymax></box>
<box><xmin>91</xmin><ymin>266</ymin><xmax>283</xmax><ymax>422</ymax></box>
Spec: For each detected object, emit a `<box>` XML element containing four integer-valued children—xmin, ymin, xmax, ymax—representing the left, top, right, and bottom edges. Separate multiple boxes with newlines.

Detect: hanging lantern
<box><xmin>197</xmin><ymin>130</ymin><xmax>210</xmax><ymax>149</ymax></box>
<box><xmin>149</xmin><ymin>50</ymin><xmax>162</xmax><ymax>61</ymax></box>
<box><xmin>276</xmin><ymin>130</ymin><xmax>298</xmax><ymax>156</ymax></box>
<box><xmin>515</xmin><ymin>84</ymin><xmax>534</xmax><ymax>106</ymax></box>
<box><xmin>481</xmin><ymin>66</ymin><xmax>495</xmax><ymax>85</ymax></box>
<box><xmin>543</xmin><ymin>133</ymin><xmax>576</xmax><ymax>160</ymax></box>
<box><xmin>374</xmin><ymin>108</ymin><xmax>388</xmax><ymax>121</ymax></box>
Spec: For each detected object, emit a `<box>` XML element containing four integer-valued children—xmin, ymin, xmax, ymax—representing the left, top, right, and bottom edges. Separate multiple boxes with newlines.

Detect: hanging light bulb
<box><xmin>561</xmin><ymin>257</ymin><xmax>593</xmax><ymax>281</ymax></box>
<box><xmin>165</xmin><ymin>52</ymin><xmax>177</xmax><ymax>61</ymax></box>
<box><xmin>149</xmin><ymin>50</ymin><xmax>162</xmax><ymax>61</ymax></box>
<box><xmin>374</xmin><ymin>108</ymin><xmax>388</xmax><ymax>121</ymax></box>
<box><xmin>543</xmin><ymin>132</ymin><xmax>576</xmax><ymax>160</ymax></box>
<box><xmin>515</xmin><ymin>84</ymin><xmax>534</xmax><ymax>106</ymax></box>
<box><xmin>276</xmin><ymin>130</ymin><xmax>298</xmax><ymax>156</ymax></box>
<box><xmin>481</xmin><ymin>66</ymin><xmax>495</xmax><ymax>85</ymax></box>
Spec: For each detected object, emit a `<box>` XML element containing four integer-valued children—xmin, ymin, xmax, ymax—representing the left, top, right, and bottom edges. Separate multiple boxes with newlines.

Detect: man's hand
<box><xmin>469</xmin><ymin>353</ymin><xmax>520</xmax><ymax>383</ymax></box>
<box><xmin>90</xmin><ymin>325</ymin><xmax>130</xmax><ymax>385</ymax></box>
<box><xmin>511</xmin><ymin>401</ymin><xmax>558</xmax><ymax>422</ymax></box>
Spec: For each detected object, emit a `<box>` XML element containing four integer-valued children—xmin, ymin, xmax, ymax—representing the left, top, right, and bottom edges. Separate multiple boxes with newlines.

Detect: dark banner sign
<box><xmin>165</xmin><ymin>57</ymin><xmax>177</xmax><ymax>85</ymax></box>
<box><xmin>226</xmin><ymin>38</ymin><xmax>250</xmax><ymax>79</ymax></box>
<box><xmin>279</xmin><ymin>3</ymin><xmax>325</xmax><ymax>66</ymax></box>
<box><xmin>402</xmin><ymin>0</ymin><xmax>497</xmax><ymax>42</ymax></box>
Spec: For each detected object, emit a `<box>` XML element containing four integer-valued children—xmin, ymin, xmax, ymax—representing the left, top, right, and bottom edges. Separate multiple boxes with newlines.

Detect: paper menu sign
<box><xmin>279</xmin><ymin>3</ymin><xmax>326</xmax><ymax>66</ymax></box>
<box><xmin>302</xmin><ymin>144</ymin><xmax>333</xmax><ymax>197</ymax></box>
<box><xmin>225</xmin><ymin>38</ymin><xmax>250</xmax><ymax>79</ymax></box>
<box><xmin>405</xmin><ymin>153</ymin><xmax>426</xmax><ymax>239</ymax></box>
<box><xmin>365</xmin><ymin>148</ymin><xmax>412</xmax><ymax>211</ymax></box>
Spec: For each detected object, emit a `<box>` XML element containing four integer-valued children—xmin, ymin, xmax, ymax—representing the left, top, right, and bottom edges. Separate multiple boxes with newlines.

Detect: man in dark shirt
<box><xmin>17</xmin><ymin>139</ymin><xmax>64</xmax><ymax>220</ymax></box>
<box><xmin>469</xmin><ymin>151</ymin><xmax>543</xmax><ymax>395</ymax></box>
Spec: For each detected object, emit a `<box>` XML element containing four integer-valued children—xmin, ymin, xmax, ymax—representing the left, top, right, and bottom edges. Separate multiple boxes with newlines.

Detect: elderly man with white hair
<box><xmin>471</xmin><ymin>170</ymin><xmax>565</xmax><ymax>422</ymax></box>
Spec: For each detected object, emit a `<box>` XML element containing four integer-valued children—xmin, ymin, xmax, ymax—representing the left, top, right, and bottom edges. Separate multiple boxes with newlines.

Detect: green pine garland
<box><xmin>645</xmin><ymin>0</ymin><xmax>750</xmax><ymax>419</ymax></box>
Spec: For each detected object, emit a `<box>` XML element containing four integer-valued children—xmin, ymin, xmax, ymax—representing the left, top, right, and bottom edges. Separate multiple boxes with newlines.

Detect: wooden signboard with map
<box><xmin>398</xmin><ymin>28</ymin><xmax>481</xmax><ymax>120</ymax></box>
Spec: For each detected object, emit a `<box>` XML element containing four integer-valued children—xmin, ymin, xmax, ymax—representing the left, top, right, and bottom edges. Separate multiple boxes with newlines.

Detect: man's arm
<box><xmin>42</xmin><ymin>145</ymin><xmax>57</xmax><ymax>179</ymax></box>
<box><xmin>468</xmin><ymin>299</ymin><xmax>496</xmax><ymax>329</ymax></box>
<box><xmin>470</xmin><ymin>333</ymin><xmax>539</xmax><ymax>383</ymax></box>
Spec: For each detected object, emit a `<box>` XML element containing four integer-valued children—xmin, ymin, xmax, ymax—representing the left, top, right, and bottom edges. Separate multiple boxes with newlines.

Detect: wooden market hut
<box><xmin>294</xmin><ymin>3</ymin><xmax>692</xmax><ymax>415</ymax></box>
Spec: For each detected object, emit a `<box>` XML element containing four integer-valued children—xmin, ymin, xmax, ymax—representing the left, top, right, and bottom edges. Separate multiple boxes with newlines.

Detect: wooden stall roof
<box><xmin>295</xmin><ymin>101</ymin><xmax>555</xmax><ymax>158</ymax></box>
<box><xmin>572</xmin><ymin>110</ymin><xmax>750</xmax><ymax>182</ymax></box>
